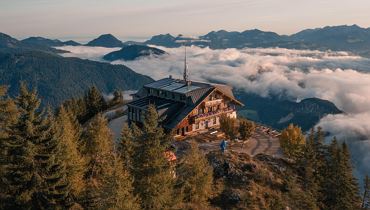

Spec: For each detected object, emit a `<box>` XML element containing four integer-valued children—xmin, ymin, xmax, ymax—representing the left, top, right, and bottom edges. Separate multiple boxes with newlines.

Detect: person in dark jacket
<box><xmin>220</xmin><ymin>140</ymin><xmax>227</xmax><ymax>153</ymax></box>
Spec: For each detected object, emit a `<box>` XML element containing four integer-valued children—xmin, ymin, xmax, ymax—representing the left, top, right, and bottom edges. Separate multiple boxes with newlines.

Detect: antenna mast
<box><xmin>183</xmin><ymin>45</ymin><xmax>190</xmax><ymax>85</ymax></box>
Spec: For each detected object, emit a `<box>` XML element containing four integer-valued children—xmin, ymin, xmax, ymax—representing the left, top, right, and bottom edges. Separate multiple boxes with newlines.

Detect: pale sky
<box><xmin>1</xmin><ymin>0</ymin><xmax>370</xmax><ymax>42</ymax></box>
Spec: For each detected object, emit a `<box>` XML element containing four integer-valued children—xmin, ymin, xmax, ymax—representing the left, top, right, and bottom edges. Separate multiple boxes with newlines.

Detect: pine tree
<box><xmin>176</xmin><ymin>141</ymin><xmax>213</xmax><ymax>207</ymax></box>
<box><xmin>119</xmin><ymin>123</ymin><xmax>135</xmax><ymax>171</ymax></box>
<box><xmin>298</xmin><ymin>128</ymin><xmax>319</xmax><ymax>198</ymax></box>
<box><xmin>1</xmin><ymin>83</ymin><xmax>43</xmax><ymax>208</ymax></box>
<box><xmin>57</xmin><ymin>106</ymin><xmax>86</xmax><ymax>199</ymax></box>
<box><xmin>132</xmin><ymin>105</ymin><xmax>176</xmax><ymax>209</ymax></box>
<box><xmin>238</xmin><ymin>118</ymin><xmax>255</xmax><ymax>141</ymax></box>
<box><xmin>84</xmin><ymin>86</ymin><xmax>106</xmax><ymax>121</ymax></box>
<box><xmin>32</xmin><ymin>111</ymin><xmax>71</xmax><ymax>209</ymax></box>
<box><xmin>219</xmin><ymin>114</ymin><xmax>238</xmax><ymax>140</ymax></box>
<box><xmin>322</xmin><ymin>139</ymin><xmax>361</xmax><ymax>210</ymax></box>
<box><xmin>0</xmin><ymin>86</ymin><xmax>19</xmax><ymax>208</ymax></box>
<box><xmin>340</xmin><ymin>142</ymin><xmax>361</xmax><ymax>209</ymax></box>
<box><xmin>110</xmin><ymin>90</ymin><xmax>124</xmax><ymax>106</ymax></box>
<box><xmin>279</xmin><ymin>124</ymin><xmax>305</xmax><ymax>160</ymax></box>
<box><xmin>131</xmin><ymin>123</ymin><xmax>142</xmax><ymax>139</ymax></box>
<box><xmin>82</xmin><ymin>114</ymin><xmax>137</xmax><ymax>210</ymax></box>
<box><xmin>105</xmin><ymin>154</ymin><xmax>140</xmax><ymax>210</ymax></box>
<box><xmin>362</xmin><ymin>175</ymin><xmax>370</xmax><ymax>209</ymax></box>
<box><xmin>1</xmin><ymin>83</ymin><xmax>71</xmax><ymax>209</ymax></box>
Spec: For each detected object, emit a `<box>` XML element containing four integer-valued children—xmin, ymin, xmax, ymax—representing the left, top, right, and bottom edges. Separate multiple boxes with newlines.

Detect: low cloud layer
<box><xmin>58</xmin><ymin>45</ymin><xmax>370</xmax><ymax>181</ymax></box>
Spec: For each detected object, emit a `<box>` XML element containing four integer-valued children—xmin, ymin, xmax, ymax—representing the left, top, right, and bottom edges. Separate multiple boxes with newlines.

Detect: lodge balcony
<box><xmin>191</xmin><ymin>107</ymin><xmax>235</xmax><ymax>122</ymax></box>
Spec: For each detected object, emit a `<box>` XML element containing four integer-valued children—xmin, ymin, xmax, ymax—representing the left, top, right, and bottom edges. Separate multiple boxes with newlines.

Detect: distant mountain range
<box><xmin>103</xmin><ymin>45</ymin><xmax>166</xmax><ymax>61</ymax></box>
<box><xmin>0</xmin><ymin>32</ymin><xmax>68</xmax><ymax>54</ymax></box>
<box><xmin>15</xmin><ymin>24</ymin><xmax>370</xmax><ymax>58</ymax></box>
<box><xmin>86</xmin><ymin>34</ymin><xmax>124</xmax><ymax>48</ymax></box>
<box><xmin>143</xmin><ymin>25</ymin><xmax>370</xmax><ymax>57</ymax></box>
<box><xmin>21</xmin><ymin>36</ymin><xmax>81</xmax><ymax>47</ymax></box>
<box><xmin>0</xmin><ymin>33</ymin><xmax>153</xmax><ymax>107</ymax></box>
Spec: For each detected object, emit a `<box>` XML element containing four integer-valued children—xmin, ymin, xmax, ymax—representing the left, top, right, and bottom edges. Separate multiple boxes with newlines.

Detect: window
<box><xmin>196</xmin><ymin>123</ymin><xmax>199</xmax><ymax>129</ymax></box>
<box><xmin>172</xmin><ymin>93</ymin><xmax>175</xmax><ymax>99</ymax></box>
<box><xmin>199</xmin><ymin>108</ymin><xmax>203</xmax><ymax>114</ymax></box>
<box><xmin>213</xmin><ymin>117</ymin><xmax>217</xmax><ymax>124</ymax></box>
<box><xmin>180</xmin><ymin>95</ymin><xmax>186</xmax><ymax>100</ymax></box>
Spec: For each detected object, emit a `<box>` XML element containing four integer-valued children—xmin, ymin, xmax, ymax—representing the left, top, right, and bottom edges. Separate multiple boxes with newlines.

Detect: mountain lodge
<box><xmin>127</xmin><ymin>49</ymin><xmax>243</xmax><ymax>136</ymax></box>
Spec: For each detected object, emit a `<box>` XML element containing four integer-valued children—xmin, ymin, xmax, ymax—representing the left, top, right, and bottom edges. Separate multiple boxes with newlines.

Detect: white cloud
<box><xmin>56</xmin><ymin>45</ymin><xmax>119</xmax><ymax>61</ymax></box>
<box><xmin>58</xmin><ymin>45</ymin><xmax>370</xmax><ymax>180</ymax></box>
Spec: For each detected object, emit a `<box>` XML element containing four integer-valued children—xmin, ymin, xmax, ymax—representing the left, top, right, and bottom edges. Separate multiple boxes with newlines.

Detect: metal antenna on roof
<box><xmin>183</xmin><ymin>45</ymin><xmax>190</xmax><ymax>86</ymax></box>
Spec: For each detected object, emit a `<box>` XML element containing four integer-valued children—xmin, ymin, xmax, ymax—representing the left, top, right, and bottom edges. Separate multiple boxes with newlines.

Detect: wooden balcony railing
<box><xmin>192</xmin><ymin>108</ymin><xmax>235</xmax><ymax>120</ymax></box>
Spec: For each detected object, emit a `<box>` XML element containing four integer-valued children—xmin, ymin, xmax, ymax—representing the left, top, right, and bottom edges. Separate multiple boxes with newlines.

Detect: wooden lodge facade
<box><xmin>127</xmin><ymin>76</ymin><xmax>243</xmax><ymax>136</ymax></box>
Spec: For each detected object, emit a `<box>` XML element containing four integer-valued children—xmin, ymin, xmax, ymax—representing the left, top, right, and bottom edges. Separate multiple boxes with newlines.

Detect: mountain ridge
<box><xmin>0</xmin><ymin>33</ymin><xmax>153</xmax><ymax>107</ymax></box>
<box><xmin>103</xmin><ymin>45</ymin><xmax>166</xmax><ymax>61</ymax></box>
<box><xmin>86</xmin><ymin>34</ymin><xmax>124</xmax><ymax>47</ymax></box>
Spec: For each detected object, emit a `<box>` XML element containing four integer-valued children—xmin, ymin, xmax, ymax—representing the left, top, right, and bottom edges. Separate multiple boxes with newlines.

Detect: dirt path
<box><xmin>180</xmin><ymin>127</ymin><xmax>283</xmax><ymax>157</ymax></box>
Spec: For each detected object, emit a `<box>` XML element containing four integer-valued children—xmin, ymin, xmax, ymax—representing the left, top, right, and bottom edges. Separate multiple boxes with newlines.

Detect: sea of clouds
<box><xmin>57</xmin><ymin>45</ymin><xmax>370</xmax><ymax>183</ymax></box>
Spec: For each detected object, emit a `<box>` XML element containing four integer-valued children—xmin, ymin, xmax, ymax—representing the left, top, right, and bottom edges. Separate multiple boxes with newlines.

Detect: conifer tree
<box><xmin>106</xmin><ymin>154</ymin><xmax>140</xmax><ymax>210</ymax></box>
<box><xmin>1</xmin><ymin>83</ymin><xmax>71</xmax><ymax>209</ymax></box>
<box><xmin>84</xmin><ymin>86</ymin><xmax>106</xmax><ymax>120</ymax></box>
<box><xmin>131</xmin><ymin>123</ymin><xmax>142</xmax><ymax>139</ymax></box>
<box><xmin>238</xmin><ymin>118</ymin><xmax>255</xmax><ymax>141</ymax></box>
<box><xmin>279</xmin><ymin>124</ymin><xmax>305</xmax><ymax>160</ymax></box>
<box><xmin>119</xmin><ymin>123</ymin><xmax>135</xmax><ymax>171</ymax></box>
<box><xmin>0</xmin><ymin>86</ymin><xmax>18</xmax><ymax>130</ymax></box>
<box><xmin>362</xmin><ymin>175</ymin><xmax>370</xmax><ymax>209</ymax></box>
<box><xmin>219</xmin><ymin>114</ymin><xmax>238</xmax><ymax>140</ymax></box>
<box><xmin>176</xmin><ymin>141</ymin><xmax>213</xmax><ymax>207</ymax></box>
<box><xmin>82</xmin><ymin>114</ymin><xmax>137</xmax><ymax>210</ymax></box>
<box><xmin>57</xmin><ymin>106</ymin><xmax>86</xmax><ymax>199</ymax></box>
<box><xmin>340</xmin><ymin>142</ymin><xmax>361</xmax><ymax>209</ymax></box>
<box><xmin>111</xmin><ymin>90</ymin><xmax>124</xmax><ymax>106</ymax></box>
<box><xmin>322</xmin><ymin>139</ymin><xmax>361</xmax><ymax>210</ymax></box>
<box><xmin>1</xmin><ymin>83</ymin><xmax>43</xmax><ymax>208</ymax></box>
<box><xmin>32</xmin><ymin>111</ymin><xmax>71</xmax><ymax>209</ymax></box>
<box><xmin>132</xmin><ymin>105</ymin><xmax>176</xmax><ymax>209</ymax></box>
<box><xmin>298</xmin><ymin>128</ymin><xmax>319</xmax><ymax>198</ymax></box>
<box><xmin>0</xmin><ymin>86</ymin><xmax>18</xmax><ymax>207</ymax></box>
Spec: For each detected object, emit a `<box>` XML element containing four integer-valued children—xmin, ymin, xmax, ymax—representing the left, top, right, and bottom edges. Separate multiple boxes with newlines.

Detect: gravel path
<box><xmin>181</xmin><ymin>127</ymin><xmax>283</xmax><ymax>157</ymax></box>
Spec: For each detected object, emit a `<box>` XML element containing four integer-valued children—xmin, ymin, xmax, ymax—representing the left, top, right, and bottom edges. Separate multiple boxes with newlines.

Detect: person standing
<box><xmin>220</xmin><ymin>140</ymin><xmax>228</xmax><ymax>153</ymax></box>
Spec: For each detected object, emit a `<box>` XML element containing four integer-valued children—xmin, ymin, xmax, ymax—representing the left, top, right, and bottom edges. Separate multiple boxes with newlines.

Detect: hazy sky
<box><xmin>1</xmin><ymin>0</ymin><xmax>370</xmax><ymax>41</ymax></box>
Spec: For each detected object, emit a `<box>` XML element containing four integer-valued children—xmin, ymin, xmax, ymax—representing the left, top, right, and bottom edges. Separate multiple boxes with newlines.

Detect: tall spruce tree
<box><xmin>322</xmin><ymin>139</ymin><xmax>361</xmax><ymax>210</ymax></box>
<box><xmin>82</xmin><ymin>114</ymin><xmax>138</xmax><ymax>210</ymax></box>
<box><xmin>1</xmin><ymin>83</ymin><xmax>71</xmax><ymax>209</ymax></box>
<box><xmin>57</xmin><ymin>106</ymin><xmax>86</xmax><ymax>199</ymax></box>
<box><xmin>132</xmin><ymin>105</ymin><xmax>176</xmax><ymax>209</ymax></box>
<box><xmin>84</xmin><ymin>86</ymin><xmax>106</xmax><ymax>121</ymax></box>
<box><xmin>238</xmin><ymin>118</ymin><xmax>255</xmax><ymax>141</ymax></box>
<box><xmin>279</xmin><ymin>124</ymin><xmax>305</xmax><ymax>160</ymax></box>
<box><xmin>340</xmin><ymin>142</ymin><xmax>361</xmax><ymax>209</ymax></box>
<box><xmin>298</xmin><ymin>128</ymin><xmax>319</xmax><ymax>199</ymax></box>
<box><xmin>119</xmin><ymin>123</ymin><xmax>135</xmax><ymax>172</ymax></box>
<box><xmin>176</xmin><ymin>141</ymin><xmax>213</xmax><ymax>207</ymax></box>
<box><xmin>0</xmin><ymin>86</ymin><xmax>19</xmax><ymax>208</ymax></box>
<box><xmin>362</xmin><ymin>175</ymin><xmax>370</xmax><ymax>209</ymax></box>
<box><xmin>1</xmin><ymin>83</ymin><xmax>44</xmax><ymax>208</ymax></box>
<box><xmin>32</xmin><ymin>111</ymin><xmax>71</xmax><ymax>209</ymax></box>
